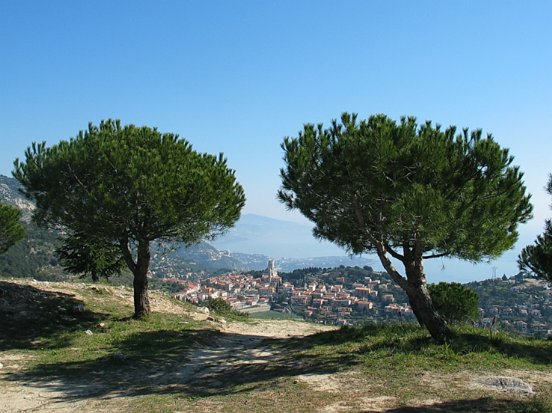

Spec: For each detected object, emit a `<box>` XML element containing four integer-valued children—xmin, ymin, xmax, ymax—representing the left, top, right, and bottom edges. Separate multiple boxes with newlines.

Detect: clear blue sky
<box><xmin>1</xmin><ymin>1</ymin><xmax>551</xmax><ymax>281</ymax></box>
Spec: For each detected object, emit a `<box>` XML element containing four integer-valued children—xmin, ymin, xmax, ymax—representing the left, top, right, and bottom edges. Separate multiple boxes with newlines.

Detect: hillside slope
<box><xmin>1</xmin><ymin>278</ymin><xmax>551</xmax><ymax>413</ymax></box>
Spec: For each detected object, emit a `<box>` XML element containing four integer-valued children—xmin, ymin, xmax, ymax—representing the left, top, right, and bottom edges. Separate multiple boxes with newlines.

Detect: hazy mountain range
<box><xmin>211</xmin><ymin>213</ymin><xmax>348</xmax><ymax>258</ymax></box>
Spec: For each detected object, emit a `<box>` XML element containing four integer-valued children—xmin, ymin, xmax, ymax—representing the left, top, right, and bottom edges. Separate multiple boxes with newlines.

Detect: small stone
<box><xmin>198</xmin><ymin>306</ymin><xmax>210</xmax><ymax>314</ymax></box>
<box><xmin>97</xmin><ymin>322</ymin><xmax>107</xmax><ymax>329</ymax></box>
<box><xmin>219</xmin><ymin>318</ymin><xmax>227</xmax><ymax>325</ymax></box>
<box><xmin>85</xmin><ymin>329</ymin><xmax>93</xmax><ymax>336</ymax></box>
<box><xmin>0</xmin><ymin>362</ymin><xmax>4</xmax><ymax>369</ymax></box>
<box><xmin>480</xmin><ymin>376</ymin><xmax>533</xmax><ymax>394</ymax></box>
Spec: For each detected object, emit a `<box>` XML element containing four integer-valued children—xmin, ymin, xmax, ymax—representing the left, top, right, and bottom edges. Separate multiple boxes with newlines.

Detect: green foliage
<box><xmin>279</xmin><ymin>113</ymin><xmax>532</xmax><ymax>341</ymax></box>
<box><xmin>206</xmin><ymin>297</ymin><xmax>233</xmax><ymax>313</ymax></box>
<box><xmin>56</xmin><ymin>232</ymin><xmax>125</xmax><ymax>281</ymax></box>
<box><xmin>14</xmin><ymin>119</ymin><xmax>245</xmax><ymax>252</ymax></box>
<box><xmin>0</xmin><ymin>203</ymin><xmax>26</xmax><ymax>254</ymax></box>
<box><xmin>519</xmin><ymin>174</ymin><xmax>552</xmax><ymax>282</ymax></box>
<box><xmin>13</xmin><ymin>120</ymin><xmax>245</xmax><ymax>315</ymax></box>
<box><xmin>428</xmin><ymin>282</ymin><xmax>480</xmax><ymax>324</ymax></box>
<box><xmin>279</xmin><ymin>113</ymin><xmax>532</xmax><ymax>260</ymax></box>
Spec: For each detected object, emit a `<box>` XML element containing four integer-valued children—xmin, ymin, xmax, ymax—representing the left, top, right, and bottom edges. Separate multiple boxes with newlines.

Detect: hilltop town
<box><xmin>160</xmin><ymin>260</ymin><xmax>552</xmax><ymax>337</ymax></box>
<box><xmin>162</xmin><ymin>260</ymin><xmax>413</xmax><ymax>326</ymax></box>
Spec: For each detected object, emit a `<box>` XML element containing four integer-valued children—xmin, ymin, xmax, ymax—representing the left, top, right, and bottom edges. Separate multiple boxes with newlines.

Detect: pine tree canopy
<box><xmin>279</xmin><ymin>113</ymin><xmax>533</xmax><ymax>261</ymax></box>
<box><xmin>14</xmin><ymin>120</ymin><xmax>245</xmax><ymax>246</ymax></box>
<box><xmin>519</xmin><ymin>174</ymin><xmax>552</xmax><ymax>281</ymax></box>
<box><xmin>279</xmin><ymin>113</ymin><xmax>533</xmax><ymax>341</ymax></box>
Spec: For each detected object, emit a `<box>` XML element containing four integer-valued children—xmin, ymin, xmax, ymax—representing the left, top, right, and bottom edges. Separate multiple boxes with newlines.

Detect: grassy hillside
<box><xmin>0</xmin><ymin>278</ymin><xmax>551</xmax><ymax>413</ymax></box>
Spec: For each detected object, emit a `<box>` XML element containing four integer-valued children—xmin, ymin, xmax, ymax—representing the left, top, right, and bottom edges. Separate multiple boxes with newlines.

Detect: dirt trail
<box><xmin>154</xmin><ymin>319</ymin><xmax>340</xmax><ymax>397</ymax></box>
<box><xmin>0</xmin><ymin>319</ymin><xmax>336</xmax><ymax>413</ymax></box>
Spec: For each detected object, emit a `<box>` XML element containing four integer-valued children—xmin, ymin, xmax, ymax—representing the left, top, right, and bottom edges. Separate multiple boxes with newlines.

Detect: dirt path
<box><xmin>0</xmin><ymin>320</ymin><xmax>336</xmax><ymax>413</ymax></box>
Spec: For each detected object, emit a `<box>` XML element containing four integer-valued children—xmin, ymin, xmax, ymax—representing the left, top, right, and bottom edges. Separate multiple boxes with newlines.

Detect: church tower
<box><xmin>268</xmin><ymin>259</ymin><xmax>277</xmax><ymax>282</ymax></box>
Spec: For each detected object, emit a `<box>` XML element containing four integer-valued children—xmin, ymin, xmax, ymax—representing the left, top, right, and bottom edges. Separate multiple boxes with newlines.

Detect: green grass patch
<box><xmin>295</xmin><ymin>323</ymin><xmax>551</xmax><ymax>372</ymax></box>
<box><xmin>281</xmin><ymin>322</ymin><xmax>552</xmax><ymax>410</ymax></box>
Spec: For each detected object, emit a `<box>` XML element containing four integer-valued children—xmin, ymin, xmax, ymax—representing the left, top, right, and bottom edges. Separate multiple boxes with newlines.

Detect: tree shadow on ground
<box><xmin>0</xmin><ymin>281</ymin><xmax>106</xmax><ymax>350</ymax></box>
<box><xmin>6</xmin><ymin>327</ymin><xmax>358</xmax><ymax>401</ymax></box>
<box><xmin>363</xmin><ymin>397</ymin><xmax>549</xmax><ymax>413</ymax></box>
<box><xmin>5</xmin><ymin>320</ymin><xmax>551</xmax><ymax>407</ymax></box>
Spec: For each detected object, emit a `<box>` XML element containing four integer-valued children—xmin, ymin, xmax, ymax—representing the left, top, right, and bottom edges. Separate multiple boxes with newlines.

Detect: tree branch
<box><xmin>352</xmin><ymin>196</ymin><xmax>407</xmax><ymax>289</ymax></box>
<box><xmin>119</xmin><ymin>238</ymin><xmax>137</xmax><ymax>273</ymax></box>
<box><xmin>384</xmin><ymin>242</ymin><xmax>405</xmax><ymax>262</ymax></box>
<box><xmin>374</xmin><ymin>241</ymin><xmax>408</xmax><ymax>290</ymax></box>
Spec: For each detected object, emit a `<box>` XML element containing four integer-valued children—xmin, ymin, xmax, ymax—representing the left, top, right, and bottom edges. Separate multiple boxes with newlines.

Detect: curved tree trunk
<box><xmin>373</xmin><ymin>240</ymin><xmax>450</xmax><ymax>343</ymax></box>
<box><xmin>404</xmin><ymin>253</ymin><xmax>450</xmax><ymax>343</ymax></box>
<box><xmin>405</xmin><ymin>282</ymin><xmax>449</xmax><ymax>343</ymax></box>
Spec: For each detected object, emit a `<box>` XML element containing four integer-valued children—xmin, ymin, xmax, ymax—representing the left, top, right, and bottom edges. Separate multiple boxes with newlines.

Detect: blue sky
<box><xmin>1</xmin><ymin>1</ymin><xmax>551</xmax><ymax>281</ymax></box>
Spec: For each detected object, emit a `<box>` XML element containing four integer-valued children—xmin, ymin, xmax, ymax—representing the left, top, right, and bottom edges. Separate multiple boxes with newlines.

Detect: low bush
<box><xmin>429</xmin><ymin>282</ymin><xmax>480</xmax><ymax>324</ymax></box>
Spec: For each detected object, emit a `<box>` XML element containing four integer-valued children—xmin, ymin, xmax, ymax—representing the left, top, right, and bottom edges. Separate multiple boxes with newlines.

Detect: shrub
<box><xmin>206</xmin><ymin>297</ymin><xmax>233</xmax><ymax>313</ymax></box>
<box><xmin>205</xmin><ymin>297</ymin><xmax>249</xmax><ymax>320</ymax></box>
<box><xmin>429</xmin><ymin>282</ymin><xmax>480</xmax><ymax>324</ymax></box>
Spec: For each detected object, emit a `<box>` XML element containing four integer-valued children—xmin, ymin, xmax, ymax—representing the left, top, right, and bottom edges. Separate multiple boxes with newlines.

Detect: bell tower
<box><xmin>268</xmin><ymin>259</ymin><xmax>277</xmax><ymax>282</ymax></box>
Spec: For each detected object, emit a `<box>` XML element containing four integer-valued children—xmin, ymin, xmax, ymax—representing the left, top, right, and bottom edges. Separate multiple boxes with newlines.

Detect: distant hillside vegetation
<box><xmin>0</xmin><ymin>175</ymin><xmax>63</xmax><ymax>279</ymax></box>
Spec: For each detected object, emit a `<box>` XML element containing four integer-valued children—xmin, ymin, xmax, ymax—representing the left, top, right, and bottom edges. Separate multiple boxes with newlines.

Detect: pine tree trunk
<box><xmin>132</xmin><ymin>240</ymin><xmax>151</xmax><ymax>319</ymax></box>
<box><xmin>405</xmin><ymin>282</ymin><xmax>449</xmax><ymax>343</ymax></box>
<box><xmin>133</xmin><ymin>267</ymin><xmax>150</xmax><ymax>318</ymax></box>
<box><xmin>373</xmin><ymin>240</ymin><xmax>450</xmax><ymax>343</ymax></box>
<box><xmin>398</xmin><ymin>247</ymin><xmax>450</xmax><ymax>343</ymax></box>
